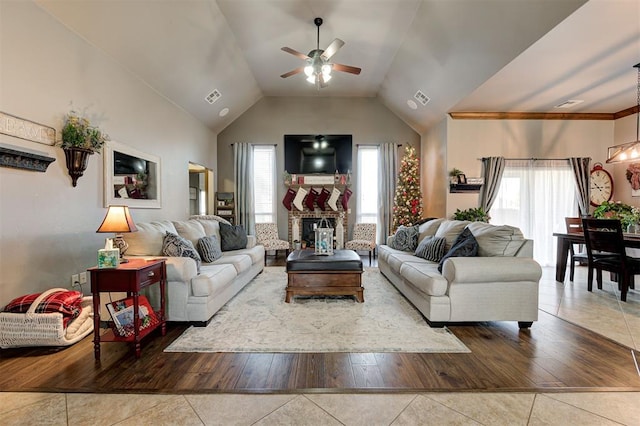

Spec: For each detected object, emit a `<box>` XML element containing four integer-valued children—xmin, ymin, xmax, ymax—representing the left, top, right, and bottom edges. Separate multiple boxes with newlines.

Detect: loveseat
<box><xmin>378</xmin><ymin>219</ymin><xmax>541</xmax><ymax>328</ymax></box>
<box><xmin>123</xmin><ymin>215</ymin><xmax>264</xmax><ymax>325</ymax></box>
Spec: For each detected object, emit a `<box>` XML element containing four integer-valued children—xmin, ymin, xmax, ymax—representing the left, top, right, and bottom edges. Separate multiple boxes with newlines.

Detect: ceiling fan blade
<box><xmin>281</xmin><ymin>46</ymin><xmax>309</xmax><ymax>60</ymax></box>
<box><xmin>280</xmin><ymin>67</ymin><xmax>305</xmax><ymax>78</ymax></box>
<box><xmin>321</xmin><ymin>38</ymin><xmax>345</xmax><ymax>60</ymax></box>
<box><xmin>333</xmin><ymin>63</ymin><xmax>361</xmax><ymax>75</ymax></box>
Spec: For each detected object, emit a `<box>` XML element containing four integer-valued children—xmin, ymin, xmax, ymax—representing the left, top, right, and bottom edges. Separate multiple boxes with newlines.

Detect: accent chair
<box><xmin>255</xmin><ymin>222</ymin><xmax>290</xmax><ymax>265</ymax></box>
<box><xmin>345</xmin><ymin>223</ymin><xmax>377</xmax><ymax>265</ymax></box>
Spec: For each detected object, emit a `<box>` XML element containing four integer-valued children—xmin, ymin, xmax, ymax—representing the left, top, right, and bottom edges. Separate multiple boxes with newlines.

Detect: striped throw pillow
<box><xmin>198</xmin><ymin>235</ymin><xmax>222</xmax><ymax>263</ymax></box>
<box><xmin>414</xmin><ymin>236</ymin><xmax>447</xmax><ymax>262</ymax></box>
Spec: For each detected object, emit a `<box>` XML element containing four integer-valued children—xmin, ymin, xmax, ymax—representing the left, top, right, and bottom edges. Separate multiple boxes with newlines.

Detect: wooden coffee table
<box><xmin>285</xmin><ymin>249</ymin><xmax>364</xmax><ymax>302</ymax></box>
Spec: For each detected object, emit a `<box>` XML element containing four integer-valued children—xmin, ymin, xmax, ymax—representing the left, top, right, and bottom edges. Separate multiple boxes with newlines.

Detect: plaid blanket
<box><xmin>2</xmin><ymin>290</ymin><xmax>83</xmax><ymax>327</ymax></box>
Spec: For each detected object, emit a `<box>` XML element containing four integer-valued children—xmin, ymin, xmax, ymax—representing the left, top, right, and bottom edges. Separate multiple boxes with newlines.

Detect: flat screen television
<box><xmin>284</xmin><ymin>134</ymin><xmax>352</xmax><ymax>174</ymax></box>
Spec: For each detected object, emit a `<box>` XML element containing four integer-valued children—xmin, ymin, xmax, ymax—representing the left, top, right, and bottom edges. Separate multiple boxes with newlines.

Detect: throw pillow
<box><xmin>198</xmin><ymin>235</ymin><xmax>222</xmax><ymax>263</ymax></box>
<box><xmin>414</xmin><ymin>236</ymin><xmax>447</xmax><ymax>262</ymax></box>
<box><xmin>219</xmin><ymin>222</ymin><xmax>248</xmax><ymax>251</ymax></box>
<box><xmin>162</xmin><ymin>232</ymin><xmax>201</xmax><ymax>272</ymax></box>
<box><xmin>438</xmin><ymin>227</ymin><xmax>479</xmax><ymax>272</ymax></box>
<box><xmin>389</xmin><ymin>225</ymin><xmax>419</xmax><ymax>251</ymax></box>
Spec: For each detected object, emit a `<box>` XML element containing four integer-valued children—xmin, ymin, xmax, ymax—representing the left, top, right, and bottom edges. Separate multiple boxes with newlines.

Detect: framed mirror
<box><xmin>103</xmin><ymin>141</ymin><xmax>161</xmax><ymax>209</ymax></box>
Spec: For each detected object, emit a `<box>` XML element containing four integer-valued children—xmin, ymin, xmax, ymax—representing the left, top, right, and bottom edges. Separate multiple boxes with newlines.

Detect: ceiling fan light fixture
<box><xmin>607</xmin><ymin>62</ymin><xmax>640</xmax><ymax>164</ymax></box>
<box><xmin>322</xmin><ymin>64</ymin><xmax>332</xmax><ymax>76</ymax></box>
<box><xmin>306</xmin><ymin>75</ymin><xmax>316</xmax><ymax>84</ymax></box>
<box><xmin>304</xmin><ymin>64</ymin><xmax>314</xmax><ymax>77</ymax></box>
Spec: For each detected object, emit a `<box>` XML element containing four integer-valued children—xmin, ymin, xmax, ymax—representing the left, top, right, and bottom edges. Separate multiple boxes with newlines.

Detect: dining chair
<box><xmin>254</xmin><ymin>223</ymin><xmax>290</xmax><ymax>266</ymax></box>
<box><xmin>345</xmin><ymin>223</ymin><xmax>377</xmax><ymax>265</ymax></box>
<box><xmin>582</xmin><ymin>218</ymin><xmax>639</xmax><ymax>302</ymax></box>
<box><xmin>565</xmin><ymin>217</ymin><xmax>588</xmax><ymax>282</ymax></box>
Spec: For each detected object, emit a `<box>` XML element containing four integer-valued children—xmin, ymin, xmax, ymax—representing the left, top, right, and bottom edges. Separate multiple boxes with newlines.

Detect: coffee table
<box><xmin>285</xmin><ymin>249</ymin><xmax>364</xmax><ymax>302</ymax></box>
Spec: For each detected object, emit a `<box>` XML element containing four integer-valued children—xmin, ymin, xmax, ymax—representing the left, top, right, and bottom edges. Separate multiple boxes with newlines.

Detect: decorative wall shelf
<box><xmin>0</xmin><ymin>143</ymin><xmax>55</xmax><ymax>172</ymax></box>
<box><xmin>449</xmin><ymin>184</ymin><xmax>483</xmax><ymax>193</ymax></box>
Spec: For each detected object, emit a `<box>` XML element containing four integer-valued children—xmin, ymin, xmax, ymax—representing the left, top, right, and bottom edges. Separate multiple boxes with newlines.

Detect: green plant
<box><xmin>59</xmin><ymin>111</ymin><xmax>109</xmax><ymax>153</ymax></box>
<box><xmin>449</xmin><ymin>168</ymin><xmax>463</xmax><ymax>177</ymax></box>
<box><xmin>452</xmin><ymin>207</ymin><xmax>490</xmax><ymax>222</ymax></box>
<box><xmin>592</xmin><ymin>201</ymin><xmax>640</xmax><ymax>228</ymax></box>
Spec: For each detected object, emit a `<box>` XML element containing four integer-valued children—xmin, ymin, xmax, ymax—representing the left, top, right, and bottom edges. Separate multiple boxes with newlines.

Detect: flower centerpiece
<box><xmin>58</xmin><ymin>111</ymin><xmax>109</xmax><ymax>186</ymax></box>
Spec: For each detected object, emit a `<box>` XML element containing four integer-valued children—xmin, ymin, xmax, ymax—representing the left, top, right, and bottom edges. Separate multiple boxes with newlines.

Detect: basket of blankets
<box><xmin>0</xmin><ymin>288</ymin><xmax>93</xmax><ymax>348</ymax></box>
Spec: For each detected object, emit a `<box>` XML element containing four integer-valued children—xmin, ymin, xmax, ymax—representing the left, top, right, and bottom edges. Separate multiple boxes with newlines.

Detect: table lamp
<box><xmin>96</xmin><ymin>205</ymin><xmax>138</xmax><ymax>263</ymax></box>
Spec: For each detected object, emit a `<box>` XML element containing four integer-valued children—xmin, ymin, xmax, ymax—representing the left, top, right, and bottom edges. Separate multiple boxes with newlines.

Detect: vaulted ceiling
<box><xmin>37</xmin><ymin>0</ymin><xmax>640</xmax><ymax>135</ymax></box>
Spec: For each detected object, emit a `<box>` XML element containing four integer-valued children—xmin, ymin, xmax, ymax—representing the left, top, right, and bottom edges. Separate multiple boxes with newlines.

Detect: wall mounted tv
<box><xmin>284</xmin><ymin>134</ymin><xmax>352</xmax><ymax>174</ymax></box>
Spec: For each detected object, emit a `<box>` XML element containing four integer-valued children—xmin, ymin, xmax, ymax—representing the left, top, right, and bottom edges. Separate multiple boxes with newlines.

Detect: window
<box><xmin>356</xmin><ymin>146</ymin><xmax>379</xmax><ymax>224</ymax></box>
<box><xmin>253</xmin><ymin>145</ymin><xmax>276</xmax><ymax>223</ymax></box>
<box><xmin>490</xmin><ymin>159</ymin><xmax>577</xmax><ymax>267</ymax></box>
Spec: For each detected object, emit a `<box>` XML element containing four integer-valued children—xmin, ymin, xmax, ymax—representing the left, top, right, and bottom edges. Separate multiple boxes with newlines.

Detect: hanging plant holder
<box><xmin>64</xmin><ymin>147</ymin><xmax>93</xmax><ymax>187</ymax></box>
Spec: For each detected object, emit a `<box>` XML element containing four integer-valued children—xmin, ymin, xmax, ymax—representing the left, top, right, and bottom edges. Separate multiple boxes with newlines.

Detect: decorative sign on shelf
<box><xmin>0</xmin><ymin>112</ymin><xmax>56</xmax><ymax>146</ymax></box>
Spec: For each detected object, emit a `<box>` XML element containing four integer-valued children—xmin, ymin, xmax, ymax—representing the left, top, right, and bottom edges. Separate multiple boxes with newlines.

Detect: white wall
<box><xmin>443</xmin><ymin>117</ymin><xmax>615</xmax><ymax>217</ymax></box>
<box><xmin>0</xmin><ymin>2</ymin><xmax>216</xmax><ymax>306</ymax></box>
<box><xmin>216</xmin><ymin>96</ymin><xmax>420</xmax><ymax>238</ymax></box>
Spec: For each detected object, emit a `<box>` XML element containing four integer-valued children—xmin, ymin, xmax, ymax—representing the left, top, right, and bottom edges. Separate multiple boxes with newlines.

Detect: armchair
<box><xmin>255</xmin><ymin>222</ymin><xmax>290</xmax><ymax>265</ymax></box>
<box><xmin>345</xmin><ymin>223</ymin><xmax>377</xmax><ymax>265</ymax></box>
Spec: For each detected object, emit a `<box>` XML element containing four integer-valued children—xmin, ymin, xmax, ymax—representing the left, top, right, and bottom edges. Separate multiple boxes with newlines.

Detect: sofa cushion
<box><xmin>386</xmin><ymin>252</ymin><xmax>429</xmax><ymax>274</ymax></box>
<box><xmin>220</xmin><ymin>245</ymin><xmax>264</xmax><ymax>265</ymax></box>
<box><xmin>125</xmin><ymin>221</ymin><xmax>177</xmax><ymax>256</ymax></box>
<box><xmin>197</xmin><ymin>235</ymin><xmax>222</xmax><ymax>262</ymax></box>
<box><xmin>418</xmin><ymin>218</ymin><xmax>445</xmax><ymax>243</ymax></box>
<box><xmin>399</xmin><ymin>262</ymin><xmax>449</xmax><ymax>297</ymax></box>
<box><xmin>414</xmin><ymin>236</ymin><xmax>447</xmax><ymax>262</ymax></box>
<box><xmin>191</xmin><ymin>264</ymin><xmax>238</xmax><ymax>297</ymax></box>
<box><xmin>219</xmin><ymin>223</ymin><xmax>248</xmax><ymax>251</ymax></box>
<box><xmin>438</xmin><ymin>227</ymin><xmax>478</xmax><ymax>272</ymax></box>
<box><xmin>389</xmin><ymin>225</ymin><xmax>419</xmax><ymax>251</ymax></box>
<box><xmin>434</xmin><ymin>220</ymin><xmax>471</xmax><ymax>250</ymax></box>
<box><xmin>466</xmin><ymin>222</ymin><xmax>526</xmax><ymax>257</ymax></box>
<box><xmin>162</xmin><ymin>232</ymin><xmax>201</xmax><ymax>272</ymax></box>
<box><xmin>172</xmin><ymin>220</ymin><xmax>206</xmax><ymax>248</ymax></box>
<box><xmin>212</xmin><ymin>253</ymin><xmax>253</xmax><ymax>274</ymax></box>
<box><xmin>191</xmin><ymin>217</ymin><xmax>222</xmax><ymax>240</ymax></box>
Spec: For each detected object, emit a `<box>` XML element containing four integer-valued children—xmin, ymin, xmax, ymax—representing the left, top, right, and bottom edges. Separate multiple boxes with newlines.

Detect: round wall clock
<box><xmin>589</xmin><ymin>162</ymin><xmax>614</xmax><ymax>206</ymax></box>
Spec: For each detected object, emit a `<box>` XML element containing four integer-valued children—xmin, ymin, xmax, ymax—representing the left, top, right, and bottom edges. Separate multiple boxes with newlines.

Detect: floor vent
<box><xmin>205</xmin><ymin>89</ymin><xmax>222</xmax><ymax>104</ymax></box>
<box><xmin>414</xmin><ymin>90</ymin><xmax>430</xmax><ymax>106</ymax></box>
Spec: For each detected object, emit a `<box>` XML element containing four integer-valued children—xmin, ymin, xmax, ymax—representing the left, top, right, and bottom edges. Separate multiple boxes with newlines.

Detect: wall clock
<box><xmin>589</xmin><ymin>162</ymin><xmax>614</xmax><ymax>206</ymax></box>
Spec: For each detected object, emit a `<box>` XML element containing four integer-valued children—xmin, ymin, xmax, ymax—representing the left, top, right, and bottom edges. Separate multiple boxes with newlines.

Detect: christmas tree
<box><xmin>392</xmin><ymin>145</ymin><xmax>423</xmax><ymax>231</ymax></box>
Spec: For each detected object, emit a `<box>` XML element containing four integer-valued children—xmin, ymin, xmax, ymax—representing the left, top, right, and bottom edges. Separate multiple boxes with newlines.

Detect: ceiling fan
<box><xmin>280</xmin><ymin>17</ymin><xmax>361</xmax><ymax>88</ymax></box>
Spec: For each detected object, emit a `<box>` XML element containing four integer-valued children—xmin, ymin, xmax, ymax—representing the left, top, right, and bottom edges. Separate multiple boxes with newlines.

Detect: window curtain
<box><xmin>378</xmin><ymin>143</ymin><xmax>398</xmax><ymax>243</ymax></box>
<box><xmin>479</xmin><ymin>156</ymin><xmax>505</xmax><ymax>213</ymax></box>
<box><xmin>233</xmin><ymin>143</ymin><xmax>255</xmax><ymax>235</ymax></box>
<box><xmin>490</xmin><ymin>159</ymin><xmax>576</xmax><ymax>267</ymax></box>
<box><xmin>569</xmin><ymin>157</ymin><xmax>591</xmax><ymax>216</ymax></box>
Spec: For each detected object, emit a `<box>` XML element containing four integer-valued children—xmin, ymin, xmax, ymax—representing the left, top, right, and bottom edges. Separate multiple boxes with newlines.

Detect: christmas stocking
<box><xmin>293</xmin><ymin>186</ymin><xmax>308</xmax><ymax>211</ymax></box>
<box><xmin>304</xmin><ymin>188</ymin><xmax>319</xmax><ymax>210</ymax></box>
<box><xmin>316</xmin><ymin>187</ymin><xmax>331</xmax><ymax>210</ymax></box>
<box><xmin>327</xmin><ymin>187</ymin><xmax>341</xmax><ymax>211</ymax></box>
<box><xmin>282</xmin><ymin>188</ymin><xmax>296</xmax><ymax>210</ymax></box>
<box><xmin>341</xmin><ymin>188</ymin><xmax>353</xmax><ymax>211</ymax></box>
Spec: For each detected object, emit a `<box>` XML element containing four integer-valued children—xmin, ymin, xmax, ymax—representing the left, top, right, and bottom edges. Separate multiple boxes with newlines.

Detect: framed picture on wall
<box><xmin>103</xmin><ymin>141</ymin><xmax>162</xmax><ymax>209</ymax></box>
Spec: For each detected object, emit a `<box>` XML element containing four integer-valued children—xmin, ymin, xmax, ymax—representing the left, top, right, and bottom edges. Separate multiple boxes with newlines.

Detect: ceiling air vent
<box><xmin>554</xmin><ymin>99</ymin><xmax>583</xmax><ymax>109</ymax></box>
<box><xmin>205</xmin><ymin>89</ymin><xmax>221</xmax><ymax>105</ymax></box>
<box><xmin>414</xmin><ymin>90</ymin><xmax>430</xmax><ymax>106</ymax></box>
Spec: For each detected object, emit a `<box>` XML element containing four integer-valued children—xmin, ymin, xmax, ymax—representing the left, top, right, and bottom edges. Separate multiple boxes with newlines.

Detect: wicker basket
<box><xmin>0</xmin><ymin>288</ymin><xmax>94</xmax><ymax>348</ymax></box>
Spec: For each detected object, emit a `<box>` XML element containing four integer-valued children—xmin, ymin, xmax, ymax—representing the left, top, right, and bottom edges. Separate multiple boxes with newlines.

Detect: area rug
<box><xmin>164</xmin><ymin>267</ymin><xmax>470</xmax><ymax>353</ymax></box>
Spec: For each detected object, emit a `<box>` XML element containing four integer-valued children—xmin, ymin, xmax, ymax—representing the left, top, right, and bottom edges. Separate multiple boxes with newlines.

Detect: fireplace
<box><xmin>301</xmin><ymin>217</ymin><xmax>335</xmax><ymax>247</ymax></box>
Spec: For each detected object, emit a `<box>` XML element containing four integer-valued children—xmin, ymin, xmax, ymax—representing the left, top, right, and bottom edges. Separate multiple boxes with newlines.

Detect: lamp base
<box><xmin>112</xmin><ymin>234</ymin><xmax>130</xmax><ymax>264</ymax></box>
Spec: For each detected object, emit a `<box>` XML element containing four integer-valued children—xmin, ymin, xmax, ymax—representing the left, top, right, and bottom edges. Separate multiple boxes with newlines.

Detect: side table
<box><xmin>88</xmin><ymin>258</ymin><xmax>166</xmax><ymax>360</ymax></box>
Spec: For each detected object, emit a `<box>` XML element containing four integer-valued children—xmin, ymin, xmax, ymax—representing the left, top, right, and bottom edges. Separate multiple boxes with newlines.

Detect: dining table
<box><xmin>553</xmin><ymin>231</ymin><xmax>640</xmax><ymax>282</ymax></box>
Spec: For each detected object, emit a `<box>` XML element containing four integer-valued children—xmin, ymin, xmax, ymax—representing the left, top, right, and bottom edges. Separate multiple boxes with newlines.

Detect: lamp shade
<box><xmin>96</xmin><ymin>205</ymin><xmax>138</xmax><ymax>233</ymax></box>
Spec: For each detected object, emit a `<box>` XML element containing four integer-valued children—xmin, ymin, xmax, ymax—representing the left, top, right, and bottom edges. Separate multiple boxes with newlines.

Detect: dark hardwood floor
<box><xmin>1</xmin><ymin>253</ymin><xmax>639</xmax><ymax>394</ymax></box>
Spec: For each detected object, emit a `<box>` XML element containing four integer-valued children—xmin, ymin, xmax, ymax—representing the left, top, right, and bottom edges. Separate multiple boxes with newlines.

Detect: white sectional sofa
<box><xmin>123</xmin><ymin>215</ymin><xmax>264</xmax><ymax>325</ymax></box>
<box><xmin>378</xmin><ymin>219</ymin><xmax>542</xmax><ymax>328</ymax></box>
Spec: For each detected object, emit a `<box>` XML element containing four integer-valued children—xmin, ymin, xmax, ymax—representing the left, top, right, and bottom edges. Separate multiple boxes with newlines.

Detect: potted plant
<box><xmin>449</xmin><ymin>168</ymin><xmax>464</xmax><ymax>184</ymax></box>
<box><xmin>58</xmin><ymin>111</ymin><xmax>109</xmax><ymax>186</ymax></box>
<box><xmin>593</xmin><ymin>201</ymin><xmax>640</xmax><ymax>232</ymax></box>
<box><xmin>452</xmin><ymin>207</ymin><xmax>490</xmax><ymax>222</ymax></box>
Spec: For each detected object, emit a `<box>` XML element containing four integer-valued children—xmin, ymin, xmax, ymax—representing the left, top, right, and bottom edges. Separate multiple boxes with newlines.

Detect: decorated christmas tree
<box><xmin>392</xmin><ymin>145</ymin><xmax>423</xmax><ymax>231</ymax></box>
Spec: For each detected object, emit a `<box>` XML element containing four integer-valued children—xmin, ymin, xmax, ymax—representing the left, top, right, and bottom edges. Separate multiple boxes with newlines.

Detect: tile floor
<box><xmin>2</xmin><ymin>266</ymin><xmax>639</xmax><ymax>426</ymax></box>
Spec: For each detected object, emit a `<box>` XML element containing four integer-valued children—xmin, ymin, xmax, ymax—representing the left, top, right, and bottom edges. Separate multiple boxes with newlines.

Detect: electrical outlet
<box><xmin>79</xmin><ymin>272</ymin><xmax>87</xmax><ymax>284</ymax></box>
<box><xmin>71</xmin><ymin>274</ymin><xmax>79</xmax><ymax>287</ymax></box>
